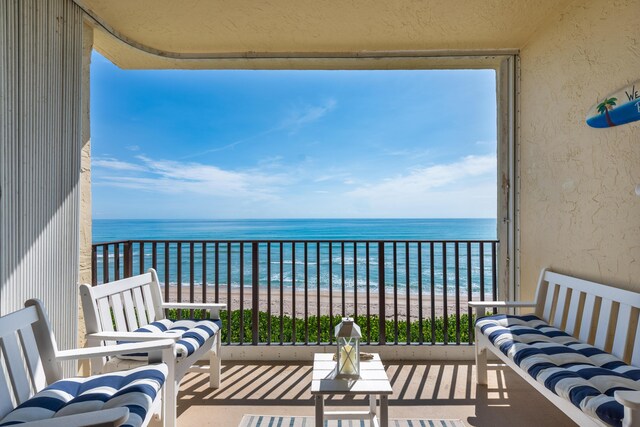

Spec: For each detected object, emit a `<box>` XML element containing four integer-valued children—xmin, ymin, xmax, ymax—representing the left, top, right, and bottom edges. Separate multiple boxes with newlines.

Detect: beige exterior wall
<box><xmin>80</xmin><ymin>23</ymin><xmax>93</xmax><ymax>290</ymax></box>
<box><xmin>518</xmin><ymin>0</ymin><xmax>640</xmax><ymax>300</ymax></box>
<box><xmin>78</xmin><ymin>23</ymin><xmax>93</xmax><ymax>368</ymax></box>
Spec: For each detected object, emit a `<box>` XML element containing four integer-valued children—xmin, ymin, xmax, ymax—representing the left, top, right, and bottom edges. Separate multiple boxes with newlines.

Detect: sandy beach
<box><xmin>165</xmin><ymin>286</ymin><xmax>471</xmax><ymax>319</ymax></box>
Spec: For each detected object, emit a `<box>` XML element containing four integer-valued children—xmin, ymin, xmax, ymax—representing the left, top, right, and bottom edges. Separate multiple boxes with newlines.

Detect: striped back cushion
<box><xmin>0</xmin><ymin>364</ymin><xmax>167</xmax><ymax>427</ymax></box>
<box><xmin>118</xmin><ymin>318</ymin><xmax>221</xmax><ymax>361</ymax></box>
<box><xmin>477</xmin><ymin>314</ymin><xmax>640</xmax><ymax>427</ymax></box>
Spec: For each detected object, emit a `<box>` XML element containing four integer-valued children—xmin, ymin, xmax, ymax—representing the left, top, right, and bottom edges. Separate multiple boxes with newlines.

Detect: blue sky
<box><xmin>91</xmin><ymin>52</ymin><xmax>497</xmax><ymax>219</ymax></box>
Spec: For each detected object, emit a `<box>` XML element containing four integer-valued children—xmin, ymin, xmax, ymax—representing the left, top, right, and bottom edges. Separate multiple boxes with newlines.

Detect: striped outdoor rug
<box><xmin>239</xmin><ymin>415</ymin><xmax>465</xmax><ymax>427</ymax></box>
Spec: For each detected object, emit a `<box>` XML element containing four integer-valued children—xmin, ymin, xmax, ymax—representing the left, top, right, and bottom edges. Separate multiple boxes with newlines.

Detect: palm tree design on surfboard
<box><xmin>587</xmin><ymin>80</ymin><xmax>640</xmax><ymax>128</ymax></box>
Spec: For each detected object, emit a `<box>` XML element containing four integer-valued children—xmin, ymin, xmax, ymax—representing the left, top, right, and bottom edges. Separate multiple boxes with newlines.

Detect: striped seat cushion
<box><xmin>118</xmin><ymin>318</ymin><xmax>221</xmax><ymax>361</ymax></box>
<box><xmin>0</xmin><ymin>364</ymin><xmax>166</xmax><ymax>427</ymax></box>
<box><xmin>477</xmin><ymin>314</ymin><xmax>640</xmax><ymax>427</ymax></box>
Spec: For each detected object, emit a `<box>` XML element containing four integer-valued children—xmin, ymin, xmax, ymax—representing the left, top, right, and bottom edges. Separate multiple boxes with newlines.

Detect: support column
<box><xmin>78</xmin><ymin>21</ymin><xmax>94</xmax><ymax>374</ymax></box>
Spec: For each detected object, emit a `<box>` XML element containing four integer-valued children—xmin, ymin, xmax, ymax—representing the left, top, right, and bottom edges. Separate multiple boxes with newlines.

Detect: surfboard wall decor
<box><xmin>586</xmin><ymin>80</ymin><xmax>640</xmax><ymax>128</ymax></box>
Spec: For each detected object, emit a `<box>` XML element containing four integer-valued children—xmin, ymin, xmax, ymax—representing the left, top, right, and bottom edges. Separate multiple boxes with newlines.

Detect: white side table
<box><xmin>310</xmin><ymin>353</ymin><xmax>393</xmax><ymax>427</ymax></box>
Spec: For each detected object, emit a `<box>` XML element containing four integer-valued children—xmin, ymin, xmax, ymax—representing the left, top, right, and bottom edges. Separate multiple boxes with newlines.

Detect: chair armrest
<box><xmin>56</xmin><ymin>339</ymin><xmax>176</xmax><ymax>361</ymax></box>
<box><xmin>86</xmin><ymin>331</ymin><xmax>182</xmax><ymax>342</ymax></box>
<box><xmin>162</xmin><ymin>302</ymin><xmax>227</xmax><ymax>319</ymax></box>
<box><xmin>17</xmin><ymin>407</ymin><xmax>129</xmax><ymax>427</ymax></box>
<box><xmin>468</xmin><ymin>301</ymin><xmax>536</xmax><ymax>318</ymax></box>
<box><xmin>616</xmin><ymin>390</ymin><xmax>640</xmax><ymax>410</ymax></box>
<box><xmin>468</xmin><ymin>301</ymin><xmax>536</xmax><ymax>308</ymax></box>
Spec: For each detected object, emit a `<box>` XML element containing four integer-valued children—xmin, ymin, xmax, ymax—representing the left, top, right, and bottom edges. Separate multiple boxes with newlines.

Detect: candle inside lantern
<box><xmin>335</xmin><ymin>317</ymin><xmax>361</xmax><ymax>379</ymax></box>
<box><xmin>339</xmin><ymin>344</ymin><xmax>357</xmax><ymax>375</ymax></box>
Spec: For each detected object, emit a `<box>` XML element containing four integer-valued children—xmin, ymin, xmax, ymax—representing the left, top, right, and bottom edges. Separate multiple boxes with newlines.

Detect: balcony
<box><xmin>87</xmin><ymin>239</ymin><xmax>580</xmax><ymax>426</ymax></box>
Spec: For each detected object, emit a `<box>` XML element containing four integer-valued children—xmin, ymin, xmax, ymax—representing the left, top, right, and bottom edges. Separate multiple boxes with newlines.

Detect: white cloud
<box><xmin>94</xmin><ymin>155</ymin><xmax>288</xmax><ymax>201</ymax></box>
<box><xmin>382</xmin><ymin>148</ymin><xmax>431</xmax><ymax>159</ymax></box>
<box><xmin>93</xmin><ymin>157</ymin><xmax>146</xmax><ymax>172</ymax></box>
<box><xmin>349</xmin><ymin>155</ymin><xmax>495</xmax><ymax>195</ymax></box>
<box><xmin>313</xmin><ymin>172</ymin><xmax>350</xmax><ymax>183</ymax></box>
<box><xmin>341</xmin><ymin>155</ymin><xmax>497</xmax><ymax>217</ymax></box>
<box><xmin>93</xmin><ymin>153</ymin><xmax>497</xmax><ymax>219</ymax></box>
<box><xmin>257</xmin><ymin>156</ymin><xmax>284</xmax><ymax>169</ymax></box>
<box><xmin>182</xmin><ymin>99</ymin><xmax>337</xmax><ymax>158</ymax></box>
<box><xmin>281</xmin><ymin>99</ymin><xmax>337</xmax><ymax>134</ymax></box>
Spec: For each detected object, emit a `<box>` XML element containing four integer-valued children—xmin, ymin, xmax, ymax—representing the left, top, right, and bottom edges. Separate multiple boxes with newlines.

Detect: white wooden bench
<box><xmin>470</xmin><ymin>269</ymin><xmax>640</xmax><ymax>427</ymax></box>
<box><xmin>0</xmin><ymin>299</ymin><xmax>175</xmax><ymax>427</ymax></box>
<box><xmin>80</xmin><ymin>268</ymin><xmax>226</xmax><ymax>426</ymax></box>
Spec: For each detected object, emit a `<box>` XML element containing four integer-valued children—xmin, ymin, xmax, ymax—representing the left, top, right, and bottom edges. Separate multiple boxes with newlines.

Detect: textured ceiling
<box><xmin>78</xmin><ymin>0</ymin><xmax>574</xmax><ymax>68</ymax></box>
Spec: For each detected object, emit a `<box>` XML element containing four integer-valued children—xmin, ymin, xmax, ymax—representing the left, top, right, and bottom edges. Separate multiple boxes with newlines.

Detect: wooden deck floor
<box><xmin>172</xmin><ymin>361</ymin><xmax>576</xmax><ymax>427</ymax></box>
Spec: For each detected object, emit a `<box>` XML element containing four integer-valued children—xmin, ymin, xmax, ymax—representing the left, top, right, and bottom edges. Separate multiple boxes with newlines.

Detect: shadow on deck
<box><xmin>175</xmin><ymin>361</ymin><xmax>575</xmax><ymax>427</ymax></box>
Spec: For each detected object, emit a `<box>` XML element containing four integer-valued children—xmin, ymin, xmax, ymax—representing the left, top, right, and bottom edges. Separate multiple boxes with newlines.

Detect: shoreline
<box><xmin>165</xmin><ymin>285</ymin><xmax>473</xmax><ymax>319</ymax></box>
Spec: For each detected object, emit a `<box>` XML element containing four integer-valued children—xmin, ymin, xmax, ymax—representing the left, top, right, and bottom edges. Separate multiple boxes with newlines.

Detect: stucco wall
<box><xmin>518</xmin><ymin>0</ymin><xmax>640</xmax><ymax>299</ymax></box>
<box><xmin>80</xmin><ymin>24</ymin><xmax>93</xmax><ymax>290</ymax></box>
<box><xmin>78</xmin><ymin>24</ymin><xmax>93</xmax><ymax>374</ymax></box>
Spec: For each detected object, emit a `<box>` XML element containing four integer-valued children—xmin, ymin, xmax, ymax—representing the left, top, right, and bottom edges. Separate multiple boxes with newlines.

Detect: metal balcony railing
<box><xmin>91</xmin><ymin>239</ymin><xmax>499</xmax><ymax>346</ymax></box>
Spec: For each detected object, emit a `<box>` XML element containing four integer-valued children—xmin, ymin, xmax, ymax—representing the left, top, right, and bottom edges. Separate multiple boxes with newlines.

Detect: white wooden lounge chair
<box><xmin>80</xmin><ymin>268</ymin><xmax>226</xmax><ymax>426</ymax></box>
<box><xmin>0</xmin><ymin>299</ymin><xmax>175</xmax><ymax>427</ymax></box>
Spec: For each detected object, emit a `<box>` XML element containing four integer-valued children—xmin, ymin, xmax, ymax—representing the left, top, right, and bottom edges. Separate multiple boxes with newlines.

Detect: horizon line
<box><xmin>93</xmin><ymin>217</ymin><xmax>498</xmax><ymax>221</ymax></box>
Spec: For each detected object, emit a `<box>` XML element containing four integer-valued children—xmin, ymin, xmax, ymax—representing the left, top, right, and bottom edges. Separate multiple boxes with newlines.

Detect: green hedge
<box><xmin>167</xmin><ymin>309</ymin><xmax>475</xmax><ymax>344</ymax></box>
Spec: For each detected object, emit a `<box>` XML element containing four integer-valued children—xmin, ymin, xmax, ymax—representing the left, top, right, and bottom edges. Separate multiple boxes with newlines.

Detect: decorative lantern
<box><xmin>335</xmin><ymin>317</ymin><xmax>361</xmax><ymax>380</ymax></box>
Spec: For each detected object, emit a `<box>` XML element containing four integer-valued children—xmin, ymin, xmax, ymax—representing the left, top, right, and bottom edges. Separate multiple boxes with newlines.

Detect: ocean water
<box><xmin>93</xmin><ymin>218</ymin><xmax>497</xmax><ymax>296</ymax></box>
<box><xmin>94</xmin><ymin>218</ymin><xmax>496</xmax><ymax>242</ymax></box>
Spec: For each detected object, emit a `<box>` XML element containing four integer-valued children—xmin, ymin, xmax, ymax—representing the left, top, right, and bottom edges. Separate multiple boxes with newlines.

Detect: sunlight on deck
<box><xmin>173</xmin><ymin>361</ymin><xmax>575</xmax><ymax>427</ymax></box>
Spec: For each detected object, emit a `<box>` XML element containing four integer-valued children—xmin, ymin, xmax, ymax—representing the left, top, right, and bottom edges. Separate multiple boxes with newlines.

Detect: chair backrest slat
<box><xmin>121</xmin><ymin>291</ymin><xmax>139</xmax><ymax>330</ymax></box>
<box><xmin>552</xmin><ymin>285</ymin><xmax>569</xmax><ymax>329</ymax></box>
<box><xmin>0</xmin><ymin>332</ymin><xmax>31</xmax><ymax>405</ymax></box>
<box><xmin>564</xmin><ymin>290</ymin><xmax>582</xmax><ymax>337</ymax></box>
<box><xmin>109</xmin><ymin>294</ymin><xmax>128</xmax><ymax>331</ymax></box>
<box><xmin>611</xmin><ymin>303</ymin><xmax>633</xmax><ymax>360</ymax></box>
<box><xmin>132</xmin><ymin>287</ymin><xmax>149</xmax><ymax>326</ymax></box>
<box><xmin>542</xmin><ymin>281</ymin><xmax>557</xmax><ymax>322</ymax></box>
<box><xmin>594</xmin><ymin>298</ymin><xmax>613</xmax><ymax>350</ymax></box>
<box><xmin>93</xmin><ymin>297</ymin><xmax>118</xmax><ymax>348</ymax></box>
<box><xmin>141</xmin><ymin>284</ymin><xmax>158</xmax><ymax>323</ymax></box>
<box><xmin>579</xmin><ymin>293</ymin><xmax>597</xmax><ymax>343</ymax></box>
<box><xmin>17</xmin><ymin>326</ymin><xmax>46</xmax><ymax>392</ymax></box>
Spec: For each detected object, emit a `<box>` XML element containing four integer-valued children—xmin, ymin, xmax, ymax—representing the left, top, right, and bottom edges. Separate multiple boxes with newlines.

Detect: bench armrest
<box><xmin>616</xmin><ymin>391</ymin><xmax>640</xmax><ymax>425</ymax></box>
<box><xmin>86</xmin><ymin>331</ymin><xmax>182</xmax><ymax>342</ymax></box>
<box><xmin>17</xmin><ymin>407</ymin><xmax>129</xmax><ymax>427</ymax></box>
<box><xmin>468</xmin><ymin>301</ymin><xmax>536</xmax><ymax>318</ymax></box>
<box><xmin>56</xmin><ymin>339</ymin><xmax>175</xmax><ymax>361</ymax></box>
<box><xmin>162</xmin><ymin>302</ymin><xmax>227</xmax><ymax>319</ymax></box>
<box><xmin>468</xmin><ymin>301</ymin><xmax>537</xmax><ymax>308</ymax></box>
<box><xmin>616</xmin><ymin>390</ymin><xmax>640</xmax><ymax>409</ymax></box>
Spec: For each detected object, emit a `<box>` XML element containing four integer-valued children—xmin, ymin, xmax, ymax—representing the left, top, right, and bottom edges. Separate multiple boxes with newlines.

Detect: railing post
<box><xmin>123</xmin><ymin>241</ymin><xmax>133</xmax><ymax>278</ymax></box>
<box><xmin>252</xmin><ymin>242</ymin><xmax>260</xmax><ymax>345</ymax></box>
<box><xmin>91</xmin><ymin>245</ymin><xmax>97</xmax><ymax>286</ymax></box>
<box><xmin>378</xmin><ymin>242</ymin><xmax>386</xmax><ymax>345</ymax></box>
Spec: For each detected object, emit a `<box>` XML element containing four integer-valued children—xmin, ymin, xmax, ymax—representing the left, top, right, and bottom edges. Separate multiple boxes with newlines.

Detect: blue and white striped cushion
<box><xmin>0</xmin><ymin>364</ymin><xmax>167</xmax><ymax>427</ymax></box>
<box><xmin>118</xmin><ymin>318</ymin><xmax>221</xmax><ymax>361</ymax></box>
<box><xmin>477</xmin><ymin>314</ymin><xmax>640</xmax><ymax>427</ymax></box>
